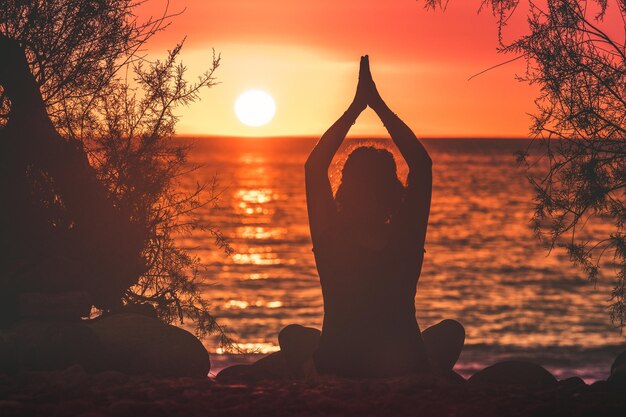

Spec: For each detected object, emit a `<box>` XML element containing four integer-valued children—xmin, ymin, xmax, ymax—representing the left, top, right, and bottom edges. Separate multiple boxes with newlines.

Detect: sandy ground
<box><xmin>1</xmin><ymin>365</ymin><xmax>625</xmax><ymax>417</ymax></box>
<box><xmin>208</xmin><ymin>351</ymin><xmax>618</xmax><ymax>383</ymax></box>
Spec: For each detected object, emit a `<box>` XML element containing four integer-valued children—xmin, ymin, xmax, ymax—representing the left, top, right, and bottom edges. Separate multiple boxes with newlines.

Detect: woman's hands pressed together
<box><xmin>352</xmin><ymin>55</ymin><xmax>387</xmax><ymax>114</ymax></box>
<box><xmin>349</xmin><ymin>55</ymin><xmax>370</xmax><ymax>113</ymax></box>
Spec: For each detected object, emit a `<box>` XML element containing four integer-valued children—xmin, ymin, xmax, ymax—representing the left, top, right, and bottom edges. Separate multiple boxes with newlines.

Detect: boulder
<box><xmin>608</xmin><ymin>350</ymin><xmax>626</xmax><ymax>387</ymax></box>
<box><xmin>468</xmin><ymin>361</ymin><xmax>557</xmax><ymax>387</ymax></box>
<box><xmin>216</xmin><ymin>351</ymin><xmax>293</xmax><ymax>383</ymax></box>
<box><xmin>88</xmin><ymin>313</ymin><xmax>210</xmax><ymax>377</ymax></box>
<box><xmin>435</xmin><ymin>370</ymin><xmax>466</xmax><ymax>385</ymax></box>
<box><xmin>108</xmin><ymin>303</ymin><xmax>158</xmax><ymax>319</ymax></box>
<box><xmin>278</xmin><ymin>324</ymin><xmax>321</xmax><ymax>366</ymax></box>
<box><xmin>558</xmin><ymin>376</ymin><xmax>586</xmax><ymax>388</ymax></box>
<box><xmin>590</xmin><ymin>380</ymin><xmax>610</xmax><ymax>392</ymax></box>
<box><xmin>18</xmin><ymin>291</ymin><xmax>92</xmax><ymax>320</ymax></box>
<box><xmin>0</xmin><ymin>331</ymin><xmax>17</xmax><ymax>372</ymax></box>
<box><xmin>216</xmin><ymin>364</ymin><xmax>264</xmax><ymax>384</ymax></box>
<box><xmin>555</xmin><ymin>376</ymin><xmax>588</xmax><ymax>395</ymax></box>
<box><xmin>0</xmin><ymin>320</ymin><xmax>101</xmax><ymax>372</ymax></box>
<box><xmin>253</xmin><ymin>351</ymin><xmax>294</xmax><ymax>377</ymax></box>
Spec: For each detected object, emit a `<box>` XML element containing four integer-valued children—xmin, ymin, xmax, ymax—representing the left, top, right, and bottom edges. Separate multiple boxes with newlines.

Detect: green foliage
<box><xmin>92</xmin><ymin>43</ymin><xmax>234</xmax><ymax>342</ymax></box>
<box><xmin>0</xmin><ymin>0</ymin><xmax>164</xmax><ymax>134</ymax></box>
<box><xmin>427</xmin><ymin>0</ymin><xmax>626</xmax><ymax>328</ymax></box>
<box><xmin>0</xmin><ymin>0</ymin><xmax>233</xmax><ymax>344</ymax></box>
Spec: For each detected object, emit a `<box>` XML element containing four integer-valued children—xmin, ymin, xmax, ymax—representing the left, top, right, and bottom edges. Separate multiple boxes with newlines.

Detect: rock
<box><xmin>434</xmin><ymin>370</ymin><xmax>466</xmax><ymax>386</ymax></box>
<box><xmin>108</xmin><ymin>303</ymin><xmax>158</xmax><ymax>319</ymax></box>
<box><xmin>559</xmin><ymin>376</ymin><xmax>586</xmax><ymax>387</ymax></box>
<box><xmin>608</xmin><ymin>350</ymin><xmax>626</xmax><ymax>387</ymax></box>
<box><xmin>216</xmin><ymin>351</ymin><xmax>294</xmax><ymax>384</ymax></box>
<box><xmin>216</xmin><ymin>364</ymin><xmax>264</xmax><ymax>384</ymax></box>
<box><xmin>253</xmin><ymin>351</ymin><xmax>294</xmax><ymax>378</ymax></box>
<box><xmin>610</xmin><ymin>350</ymin><xmax>626</xmax><ymax>374</ymax></box>
<box><xmin>278</xmin><ymin>324</ymin><xmax>321</xmax><ymax>366</ymax></box>
<box><xmin>556</xmin><ymin>376</ymin><xmax>587</xmax><ymax>394</ymax></box>
<box><xmin>18</xmin><ymin>291</ymin><xmax>92</xmax><ymax>320</ymax></box>
<box><xmin>468</xmin><ymin>361</ymin><xmax>557</xmax><ymax>387</ymax></box>
<box><xmin>0</xmin><ymin>330</ymin><xmax>18</xmax><ymax>372</ymax></box>
<box><xmin>590</xmin><ymin>380</ymin><xmax>609</xmax><ymax>392</ymax></box>
<box><xmin>88</xmin><ymin>313</ymin><xmax>209</xmax><ymax>377</ymax></box>
<box><xmin>0</xmin><ymin>320</ymin><xmax>101</xmax><ymax>372</ymax></box>
<box><xmin>217</xmin><ymin>325</ymin><xmax>322</xmax><ymax>384</ymax></box>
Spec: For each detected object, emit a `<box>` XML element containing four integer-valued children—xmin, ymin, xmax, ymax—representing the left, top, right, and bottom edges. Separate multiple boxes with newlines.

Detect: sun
<box><xmin>234</xmin><ymin>90</ymin><xmax>276</xmax><ymax>127</ymax></box>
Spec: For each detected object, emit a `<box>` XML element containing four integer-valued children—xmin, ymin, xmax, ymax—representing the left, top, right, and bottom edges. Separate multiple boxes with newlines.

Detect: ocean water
<box><xmin>177</xmin><ymin>137</ymin><xmax>625</xmax><ymax>381</ymax></box>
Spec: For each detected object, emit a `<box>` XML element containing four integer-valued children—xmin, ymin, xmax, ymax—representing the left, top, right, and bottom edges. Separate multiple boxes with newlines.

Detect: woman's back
<box><xmin>312</xmin><ymin>219</ymin><xmax>429</xmax><ymax>377</ymax></box>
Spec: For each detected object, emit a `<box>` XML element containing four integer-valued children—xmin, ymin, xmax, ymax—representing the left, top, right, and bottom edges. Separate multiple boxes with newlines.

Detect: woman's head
<box><xmin>335</xmin><ymin>146</ymin><xmax>405</xmax><ymax>224</ymax></box>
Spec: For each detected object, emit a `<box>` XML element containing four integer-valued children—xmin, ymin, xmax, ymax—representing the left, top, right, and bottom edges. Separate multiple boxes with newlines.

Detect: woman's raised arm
<box><xmin>305</xmin><ymin>56</ymin><xmax>369</xmax><ymax>244</ymax></box>
<box><xmin>365</xmin><ymin>57</ymin><xmax>432</xmax><ymax>248</ymax></box>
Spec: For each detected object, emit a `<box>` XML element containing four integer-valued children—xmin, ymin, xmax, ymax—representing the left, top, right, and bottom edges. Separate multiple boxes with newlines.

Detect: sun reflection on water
<box><xmin>215</xmin><ymin>343</ymin><xmax>280</xmax><ymax>355</ymax></box>
<box><xmin>184</xmin><ymin>137</ymin><xmax>624</xmax><ymax>374</ymax></box>
<box><xmin>236</xmin><ymin>189</ymin><xmax>275</xmax><ymax>204</ymax></box>
<box><xmin>235</xmin><ymin>189</ymin><xmax>277</xmax><ymax>216</ymax></box>
<box><xmin>224</xmin><ymin>299</ymin><xmax>284</xmax><ymax>309</ymax></box>
<box><xmin>231</xmin><ymin>252</ymin><xmax>279</xmax><ymax>265</ymax></box>
<box><xmin>248</xmin><ymin>273</ymin><xmax>269</xmax><ymax>280</ymax></box>
<box><xmin>237</xmin><ymin>226</ymin><xmax>285</xmax><ymax>240</ymax></box>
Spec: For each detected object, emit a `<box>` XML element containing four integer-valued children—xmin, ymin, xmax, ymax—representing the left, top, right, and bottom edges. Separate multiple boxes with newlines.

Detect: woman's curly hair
<box><xmin>335</xmin><ymin>146</ymin><xmax>405</xmax><ymax>222</ymax></box>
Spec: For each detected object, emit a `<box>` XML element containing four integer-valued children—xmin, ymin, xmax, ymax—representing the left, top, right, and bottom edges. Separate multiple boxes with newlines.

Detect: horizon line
<box><xmin>175</xmin><ymin>134</ymin><xmax>533</xmax><ymax>140</ymax></box>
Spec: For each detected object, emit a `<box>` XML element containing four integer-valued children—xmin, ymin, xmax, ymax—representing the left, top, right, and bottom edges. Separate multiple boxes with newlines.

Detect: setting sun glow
<box><xmin>234</xmin><ymin>90</ymin><xmax>276</xmax><ymax>127</ymax></box>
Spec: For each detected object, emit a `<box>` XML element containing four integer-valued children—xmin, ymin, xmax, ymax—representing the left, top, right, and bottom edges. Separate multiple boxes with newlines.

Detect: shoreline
<box><xmin>209</xmin><ymin>343</ymin><xmax>626</xmax><ymax>383</ymax></box>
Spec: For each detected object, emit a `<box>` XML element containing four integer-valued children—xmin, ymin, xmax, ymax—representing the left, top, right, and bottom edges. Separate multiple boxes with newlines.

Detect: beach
<box><xmin>2</xmin><ymin>364</ymin><xmax>625</xmax><ymax>417</ymax></box>
<box><xmin>209</xmin><ymin>345</ymin><xmax>625</xmax><ymax>383</ymax></box>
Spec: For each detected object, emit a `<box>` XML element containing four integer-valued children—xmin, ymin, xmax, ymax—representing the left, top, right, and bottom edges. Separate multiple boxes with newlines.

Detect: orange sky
<box><xmin>133</xmin><ymin>1</ymin><xmax>548</xmax><ymax>137</ymax></box>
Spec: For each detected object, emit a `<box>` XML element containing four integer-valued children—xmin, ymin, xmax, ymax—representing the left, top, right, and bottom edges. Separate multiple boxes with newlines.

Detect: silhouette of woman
<box><xmin>304</xmin><ymin>56</ymin><xmax>465</xmax><ymax>377</ymax></box>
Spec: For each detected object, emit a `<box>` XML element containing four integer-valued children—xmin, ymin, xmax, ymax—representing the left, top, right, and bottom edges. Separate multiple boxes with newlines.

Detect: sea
<box><xmin>176</xmin><ymin>136</ymin><xmax>625</xmax><ymax>382</ymax></box>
